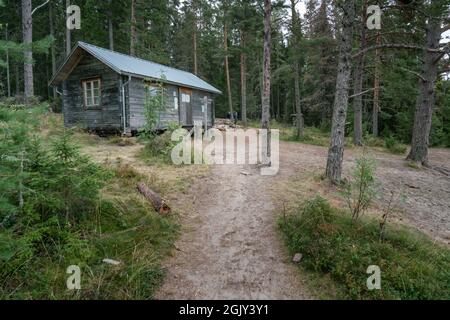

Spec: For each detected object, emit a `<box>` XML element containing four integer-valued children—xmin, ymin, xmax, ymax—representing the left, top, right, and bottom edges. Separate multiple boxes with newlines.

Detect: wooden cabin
<box><xmin>50</xmin><ymin>41</ymin><xmax>221</xmax><ymax>134</ymax></box>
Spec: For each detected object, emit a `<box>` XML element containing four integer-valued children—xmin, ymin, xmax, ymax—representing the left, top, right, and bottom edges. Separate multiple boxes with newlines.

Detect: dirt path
<box><xmin>155</xmin><ymin>141</ymin><xmax>450</xmax><ymax>300</ymax></box>
<box><xmin>155</xmin><ymin>161</ymin><xmax>311</xmax><ymax>300</ymax></box>
<box><xmin>79</xmin><ymin>136</ymin><xmax>449</xmax><ymax>299</ymax></box>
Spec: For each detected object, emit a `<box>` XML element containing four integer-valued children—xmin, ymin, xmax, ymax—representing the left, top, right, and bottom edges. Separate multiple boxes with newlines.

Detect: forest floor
<box><xmin>79</xmin><ymin>133</ymin><xmax>450</xmax><ymax>300</ymax></box>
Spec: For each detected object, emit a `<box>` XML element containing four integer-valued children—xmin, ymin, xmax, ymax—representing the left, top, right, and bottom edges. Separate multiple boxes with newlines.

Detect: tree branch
<box><xmin>32</xmin><ymin>0</ymin><xmax>50</xmax><ymax>16</ymax></box>
<box><xmin>398</xmin><ymin>67</ymin><xmax>426</xmax><ymax>82</ymax></box>
<box><xmin>353</xmin><ymin>43</ymin><xmax>447</xmax><ymax>58</ymax></box>
<box><xmin>349</xmin><ymin>87</ymin><xmax>380</xmax><ymax>99</ymax></box>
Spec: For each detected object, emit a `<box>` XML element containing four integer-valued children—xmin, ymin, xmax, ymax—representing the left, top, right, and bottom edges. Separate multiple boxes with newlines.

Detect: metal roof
<box><xmin>50</xmin><ymin>41</ymin><xmax>222</xmax><ymax>94</ymax></box>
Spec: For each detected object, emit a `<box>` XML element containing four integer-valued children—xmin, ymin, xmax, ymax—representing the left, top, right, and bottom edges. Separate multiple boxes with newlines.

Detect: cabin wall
<box><xmin>62</xmin><ymin>53</ymin><xmax>121</xmax><ymax>131</ymax></box>
<box><xmin>128</xmin><ymin>78</ymin><xmax>214</xmax><ymax>131</ymax></box>
<box><xmin>128</xmin><ymin>77</ymin><xmax>179</xmax><ymax>130</ymax></box>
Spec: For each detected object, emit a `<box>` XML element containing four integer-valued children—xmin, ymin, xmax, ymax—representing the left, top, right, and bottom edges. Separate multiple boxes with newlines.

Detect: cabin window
<box><xmin>147</xmin><ymin>85</ymin><xmax>159</xmax><ymax>97</ymax></box>
<box><xmin>82</xmin><ymin>78</ymin><xmax>101</xmax><ymax>107</ymax></box>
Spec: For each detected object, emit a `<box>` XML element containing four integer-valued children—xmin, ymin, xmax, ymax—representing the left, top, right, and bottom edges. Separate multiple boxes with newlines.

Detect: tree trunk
<box><xmin>22</xmin><ymin>0</ymin><xmax>34</xmax><ymax>99</ymax></box>
<box><xmin>49</xmin><ymin>1</ymin><xmax>57</xmax><ymax>99</ymax></box>
<box><xmin>66</xmin><ymin>0</ymin><xmax>71</xmax><ymax>56</ymax></box>
<box><xmin>372</xmin><ymin>32</ymin><xmax>381</xmax><ymax>137</ymax></box>
<box><xmin>108</xmin><ymin>0</ymin><xmax>114</xmax><ymax>51</ymax></box>
<box><xmin>130</xmin><ymin>0</ymin><xmax>137</xmax><ymax>56</ymax></box>
<box><xmin>240</xmin><ymin>29</ymin><xmax>247</xmax><ymax>126</ymax></box>
<box><xmin>325</xmin><ymin>0</ymin><xmax>355</xmax><ymax>184</ymax></box>
<box><xmin>406</xmin><ymin>20</ymin><xmax>441</xmax><ymax>166</ymax></box>
<box><xmin>352</xmin><ymin>0</ymin><xmax>367</xmax><ymax>146</ymax></box>
<box><xmin>224</xmin><ymin>18</ymin><xmax>233</xmax><ymax>119</ymax></box>
<box><xmin>291</xmin><ymin>0</ymin><xmax>304</xmax><ymax>137</ymax></box>
<box><xmin>193</xmin><ymin>27</ymin><xmax>198</xmax><ymax>75</ymax></box>
<box><xmin>193</xmin><ymin>0</ymin><xmax>198</xmax><ymax>75</ymax></box>
<box><xmin>15</xmin><ymin>63</ymin><xmax>20</xmax><ymax>95</ymax></box>
<box><xmin>261</xmin><ymin>0</ymin><xmax>271</xmax><ymax>161</ymax></box>
<box><xmin>5</xmin><ymin>24</ymin><xmax>11</xmax><ymax>97</ymax></box>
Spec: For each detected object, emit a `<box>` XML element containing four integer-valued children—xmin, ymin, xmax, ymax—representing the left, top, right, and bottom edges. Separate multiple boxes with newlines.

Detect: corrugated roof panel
<box><xmin>78</xmin><ymin>42</ymin><xmax>222</xmax><ymax>94</ymax></box>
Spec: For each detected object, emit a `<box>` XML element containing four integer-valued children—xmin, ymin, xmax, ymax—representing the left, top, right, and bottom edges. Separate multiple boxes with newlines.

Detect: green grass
<box><xmin>0</xmin><ymin>105</ymin><xmax>179</xmax><ymax>300</ymax></box>
<box><xmin>279</xmin><ymin>196</ymin><xmax>450</xmax><ymax>300</ymax></box>
<box><xmin>246</xmin><ymin>120</ymin><xmax>334</xmax><ymax>147</ymax></box>
<box><xmin>0</xmin><ymin>154</ymin><xmax>179</xmax><ymax>300</ymax></box>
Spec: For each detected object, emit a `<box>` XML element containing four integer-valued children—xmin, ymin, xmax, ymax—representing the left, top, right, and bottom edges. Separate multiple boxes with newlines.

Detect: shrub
<box><xmin>342</xmin><ymin>153</ymin><xmax>378</xmax><ymax>221</ymax></box>
<box><xmin>384</xmin><ymin>135</ymin><xmax>408</xmax><ymax>155</ymax></box>
<box><xmin>140</xmin><ymin>123</ymin><xmax>183</xmax><ymax>164</ymax></box>
<box><xmin>279</xmin><ymin>196</ymin><xmax>450</xmax><ymax>300</ymax></box>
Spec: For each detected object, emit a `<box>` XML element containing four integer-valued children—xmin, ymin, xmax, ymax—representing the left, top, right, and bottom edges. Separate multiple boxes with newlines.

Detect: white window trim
<box><xmin>82</xmin><ymin>78</ymin><xmax>101</xmax><ymax>108</ymax></box>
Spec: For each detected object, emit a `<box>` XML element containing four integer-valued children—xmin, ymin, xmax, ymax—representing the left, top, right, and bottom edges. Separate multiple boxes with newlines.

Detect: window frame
<box><xmin>81</xmin><ymin>77</ymin><xmax>102</xmax><ymax>109</ymax></box>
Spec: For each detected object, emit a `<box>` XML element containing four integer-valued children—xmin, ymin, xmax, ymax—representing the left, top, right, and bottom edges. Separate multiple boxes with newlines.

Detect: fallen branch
<box><xmin>137</xmin><ymin>182</ymin><xmax>171</xmax><ymax>215</ymax></box>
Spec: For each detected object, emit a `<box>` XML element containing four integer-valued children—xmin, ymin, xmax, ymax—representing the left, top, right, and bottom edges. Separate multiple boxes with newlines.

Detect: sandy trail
<box><xmin>155</xmin><ymin>160</ymin><xmax>311</xmax><ymax>300</ymax></box>
<box><xmin>155</xmin><ymin>140</ymin><xmax>449</xmax><ymax>300</ymax></box>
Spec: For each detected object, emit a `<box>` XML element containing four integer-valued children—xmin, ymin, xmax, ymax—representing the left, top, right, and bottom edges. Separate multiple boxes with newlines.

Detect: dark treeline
<box><xmin>0</xmin><ymin>1</ymin><xmax>449</xmax><ymax>173</ymax></box>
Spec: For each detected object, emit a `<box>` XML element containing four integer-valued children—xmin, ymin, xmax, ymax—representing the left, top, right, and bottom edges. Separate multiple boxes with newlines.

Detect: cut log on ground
<box><xmin>137</xmin><ymin>182</ymin><xmax>171</xmax><ymax>215</ymax></box>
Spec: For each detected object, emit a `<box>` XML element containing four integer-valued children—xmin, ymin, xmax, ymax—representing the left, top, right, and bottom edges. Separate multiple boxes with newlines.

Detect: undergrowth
<box><xmin>279</xmin><ymin>196</ymin><xmax>450</xmax><ymax>300</ymax></box>
<box><xmin>0</xmin><ymin>104</ymin><xmax>178</xmax><ymax>299</ymax></box>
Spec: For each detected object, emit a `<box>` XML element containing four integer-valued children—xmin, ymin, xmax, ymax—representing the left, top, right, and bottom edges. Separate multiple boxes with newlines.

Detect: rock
<box><xmin>240</xmin><ymin>171</ymin><xmax>251</xmax><ymax>176</ymax></box>
<box><xmin>293</xmin><ymin>253</ymin><xmax>303</xmax><ymax>263</ymax></box>
<box><xmin>102</xmin><ymin>258</ymin><xmax>122</xmax><ymax>266</ymax></box>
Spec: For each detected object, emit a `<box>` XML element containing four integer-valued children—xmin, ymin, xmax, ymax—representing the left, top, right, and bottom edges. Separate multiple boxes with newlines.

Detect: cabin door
<box><xmin>180</xmin><ymin>88</ymin><xmax>193</xmax><ymax>126</ymax></box>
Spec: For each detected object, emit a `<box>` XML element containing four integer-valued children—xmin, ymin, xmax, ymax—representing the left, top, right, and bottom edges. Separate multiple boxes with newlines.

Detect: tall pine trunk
<box><xmin>240</xmin><ymin>29</ymin><xmax>247</xmax><ymax>126</ymax></box>
<box><xmin>372</xmin><ymin>32</ymin><xmax>381</xmax><ymax>137</ymax></box>
<box><xmin>291</xmin><ymin>0</ymin><xmax>304</xmax><ymax>137</ymax></box>
<box><xmin>193</xmin><ymin>0</ymin><xmax>198</xmax><ymax>75</ymax></box>
<box><xmin>15</xmin><ymin>63</ymin><xmax>20</xmax><ymax>95</ymax></box>
<box><xmin>66</xmin><ymin>0</ymin><xmax>71</xmax><ymax>56</ymax></box>
<box><xmin>22</xmin><ymin>0</ymin><xmax>34</xmax><ymax>99</ymax></box>
<box><xmin>5</xmin><ymin>24</ymin><xmax>11</xmax><ymax>97</ymax></box>
<box><xmin>108</xmin><ymin>0</ymin><xmax>114</xmax><ymax>50</ymax></box>
<box><xmin>352</xmin><ymin>0</ymin><xmax>367</xmax><ymax>146</ymax></box>
<box><xmin>130</xmin><ymin>0</ymin><xmax>137</xmax><ymax>56</ymax></box>
<box><xmin>325</xmin><ymin>0</ymin><xmax>355</xmax><ymax>184</ymax></box>
<box><xmin>407</xmin><ymin>20</ymin><xmax>441</xmax><ymax>166</ymax></box>
<box><xmin>49</xmin><ymin>1</ymin><xmax>56</xmax><ymax>99</ymax></box>
<box><xmin>261</xmin><ymin>0</ymin><xmax>271</xmax><ymax>161</ymax></box>
<box><xmin>224</xmin><ymin>16</ymin><xmax>233</xmax><ymax>119</ymax></box>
